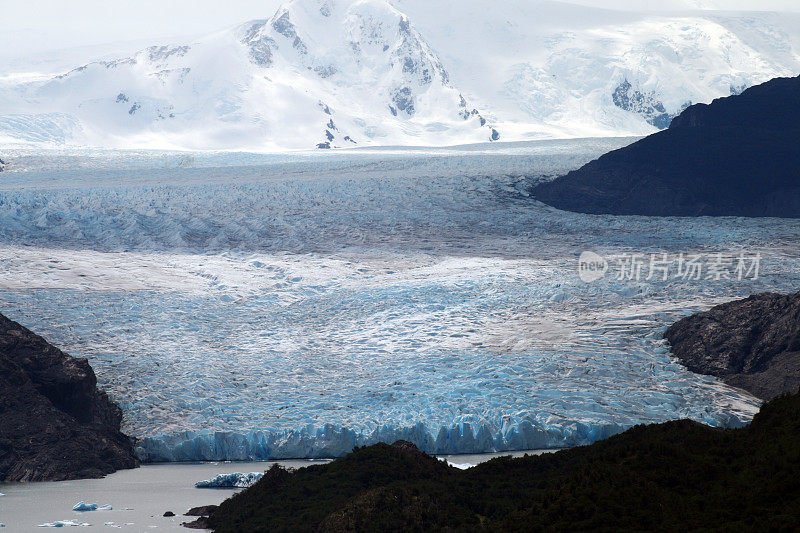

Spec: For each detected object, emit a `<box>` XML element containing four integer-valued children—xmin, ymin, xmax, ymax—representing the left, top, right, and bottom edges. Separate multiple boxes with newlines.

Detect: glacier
<box><xmin>0</xmin><ymin>139</ymin><xmax>798</xmax><ymax>461</ymax></box>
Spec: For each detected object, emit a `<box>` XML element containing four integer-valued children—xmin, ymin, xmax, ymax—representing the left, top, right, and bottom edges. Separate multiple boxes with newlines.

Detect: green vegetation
<box><xmin>208</xmin><ymin>393</ymin><xmax>800</xmax><ymax>532</ymax></box>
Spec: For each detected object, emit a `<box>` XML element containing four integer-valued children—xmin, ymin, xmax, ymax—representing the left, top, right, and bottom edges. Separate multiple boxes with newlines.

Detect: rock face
<box><xmin>665</xmin><ymin>292</ymin><xmax>800</xmax><ymax>400</ymax></box>
<box><xmin>532</xmin><ymin>75</ymin><xmax>800</xmax><ymax>217</ymax></box>
<box><xmin>0</xmin><ymin>313</ymin><xmax>138</xmax><ymax>482</ymax></box>
<box><xmin>611</xmin><ymin>79</ymin><xmax>673</xmax><ymax>129</ymax></box>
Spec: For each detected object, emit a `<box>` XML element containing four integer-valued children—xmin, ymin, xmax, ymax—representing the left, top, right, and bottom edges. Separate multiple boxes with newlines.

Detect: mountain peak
<box><xmin>0</xmin><ymin>0</ymin><xmax>494</xmax><ymax>150</ymax></box>
<box><xmin>1</xmin><ymin>1</ymin><xmax>798</xmax><ymax>149</ymax></box>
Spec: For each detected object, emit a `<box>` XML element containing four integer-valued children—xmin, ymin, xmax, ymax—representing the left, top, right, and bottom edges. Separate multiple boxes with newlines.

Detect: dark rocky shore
<box><xmin>666</xmin><ymin>291</ymin><xmax>800</xmax><ymax>400</ymax></box>
<box><xmin>0</xmin><ymin>313</ymin><xmax>138</xmax><ymax>482</ymax></box>
<box><xmin>532</xmin><ymin>75</ymin><xmax>800</xmax><ymax>217</ymax></box>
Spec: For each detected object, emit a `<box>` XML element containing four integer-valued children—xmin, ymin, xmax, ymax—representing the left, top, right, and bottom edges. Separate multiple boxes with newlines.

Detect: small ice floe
<box><xmin>195</xmin><ymin>472</ymin><xmax>262</xmax><ymax>488</ymax></box>
<box><xmin>104</xmin><ymin>522</ymin><xmax>122</xmax><ymax>528</ymax></box>
<box><xmin>72</xmin><ymin>502</ymin><xmax>96</xmax><ymax>512</ymax></box>
<box><xmin>72</xmin><ymin>501</ymin><xmax>112</xmax><ymax>511</ymax></box>
<box><xmin>38</xmin><ymin>520</ymin><xmax>90</xmax><ymax>527</ymax></box>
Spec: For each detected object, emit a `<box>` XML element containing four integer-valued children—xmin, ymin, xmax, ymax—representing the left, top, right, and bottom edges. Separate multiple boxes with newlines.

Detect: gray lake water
<box><xmin>0</xmin><ymin>451</ymin><xmax>546</xmax><ymax>531</ymax></box>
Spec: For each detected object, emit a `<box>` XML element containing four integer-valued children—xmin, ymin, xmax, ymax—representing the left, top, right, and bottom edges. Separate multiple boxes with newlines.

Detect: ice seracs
<box><xmin>1</xmin><ymin>140</ymin><xmax>788</xmax><ymax>463</ymax></box>
<box><xmin>401</xmin><ymin>1</ymin><xmax>800</xmax><ymax>138</ymax></box>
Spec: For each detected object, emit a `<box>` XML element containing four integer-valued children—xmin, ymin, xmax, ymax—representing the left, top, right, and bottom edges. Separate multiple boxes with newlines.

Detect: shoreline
<box><xmin>0</xmin><ymin>449</ymin><xmax>554</xmax><ymax>531</ymax></box>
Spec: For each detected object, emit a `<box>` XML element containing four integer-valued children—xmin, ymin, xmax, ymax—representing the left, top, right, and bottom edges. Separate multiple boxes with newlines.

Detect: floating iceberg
<box><xmin>72</xmin><ymin>502</ymin><xmax>111</xmax><ymax>512</ymax></box>
<box><xmin>71</xmin><ymin>502</ymin><xmax>96</xmax><ymax>512</ymax></box>
<box><xmin>195</xmin><ymin>472</ymin><xmax>264</xmax><ymax>488</ymax></box>
<box><xmin>38</xmin><ymin>521</ymin><xmax>90</xmax><ymax>527</ymax></box>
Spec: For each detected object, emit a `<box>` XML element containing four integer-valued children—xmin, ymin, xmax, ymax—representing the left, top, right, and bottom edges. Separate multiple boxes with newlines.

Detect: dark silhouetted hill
<box><xmin>201</xmin><ymin>392</ymin><xmax>800</xmax><ymax>531</ymax></box>
<box><xmin>532</xmin><ymin>75</ymin><xmax>800</xmax><ymax>217</ymax></box>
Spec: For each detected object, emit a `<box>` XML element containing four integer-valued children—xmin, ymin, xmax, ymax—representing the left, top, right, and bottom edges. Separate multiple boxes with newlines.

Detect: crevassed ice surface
<box><xmin>1</xmin><ymin>139</ymin><xmax>797</xmax><ymax>461</ymax></box>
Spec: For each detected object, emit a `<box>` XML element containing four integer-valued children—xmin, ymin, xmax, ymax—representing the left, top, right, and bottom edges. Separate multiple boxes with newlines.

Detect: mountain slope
<box><xmin>531</xmin><ymin>75</ymin><xmax>800</xmax><ymax>217</ymax></box>
<box><xmin>1</xmin><ymin>0</ymin><xmax>495</xmax><ymax>150</ymax></box>
<box><xmin>1</xmin><ymin>0</ymin><xmax>800</xmax><ymax>149</ymax></box>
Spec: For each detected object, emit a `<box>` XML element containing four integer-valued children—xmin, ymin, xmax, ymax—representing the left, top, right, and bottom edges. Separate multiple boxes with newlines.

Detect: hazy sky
<box><xmin>1</xmin><ymin>0</ymin><xmax>799</xmax><ymax>57</ymax></box>
<box><xmin>0</xmin><ymin>1</ymin><xmax>282</xmax><ymax>55</ymax></box>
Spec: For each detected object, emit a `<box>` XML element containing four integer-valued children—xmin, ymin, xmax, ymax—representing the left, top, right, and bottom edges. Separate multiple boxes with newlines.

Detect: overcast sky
<box><xmin>1</xmin><ymin>0</ymin><xmax>799</xmax><ymax>58</ymax></box>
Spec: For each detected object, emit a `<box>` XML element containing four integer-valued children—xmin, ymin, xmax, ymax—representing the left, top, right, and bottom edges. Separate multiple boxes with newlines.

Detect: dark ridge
<box><xmin>199</xmin><ymin>392</ymin><xmax>800</xmax><ymax>531</ymax></box>
<box><xmin>665</xmin><ymin>291</ymin><xmax>800</xmax><ymax>400</ymax></box>
<box><xmin>531</xmin><ymin>75</ymin><xmax>800</xmax><ymax>217</ymax></box>
<box><xmin>0</xmin><ymin>313</ymin><xmax>138</xmax><ymax>481</ymax></box>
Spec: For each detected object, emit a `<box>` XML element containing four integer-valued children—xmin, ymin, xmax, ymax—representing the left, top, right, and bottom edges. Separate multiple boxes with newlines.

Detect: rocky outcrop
<box><xmin>665</xmin><ymin>292</ymin><xmax>800</xmax><ymax>400</ymax></box>
<box><xmin>611</xmin><ymin>79</ymin><xmax>673</xmax><ymax>129</ymax></box>
<box><xmin>532</xmin><ymin>75</ymin><xmax>800</xmax><ymax>217</ymax></box>
<box><xmin>181</xmin><ymin>506</ymin><xmax>219</xmax><ymax>529</ymax></box>
<box><xmin>0</xmin><ymin>313</ymin><xmax>138</xmax><ymax>482</ymax></box>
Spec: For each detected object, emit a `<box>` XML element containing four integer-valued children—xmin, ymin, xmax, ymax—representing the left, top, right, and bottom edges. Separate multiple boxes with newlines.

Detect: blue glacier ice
<box><xmin>71</xmin><ymin>502</ymin><xmax>96</xmax><ymax>512</ymax></box>
<box><xmin>0</xmin><ymin>141</ymin><xmax>797</xmax><ymax>461</ymax></box>
<box><xmin>195</xmin><ymin>472</ymin><xmax>264</xmax><ymax>488</ymax></box>
<box><xmin>71</xmin><ymin>502</ymin><xmax>111</xmax><ymax>512</ymax></box>
<box><xmin>37</xmin><ymin>520</ymin><xmax>90</xmax><ymax>527</ymax></box>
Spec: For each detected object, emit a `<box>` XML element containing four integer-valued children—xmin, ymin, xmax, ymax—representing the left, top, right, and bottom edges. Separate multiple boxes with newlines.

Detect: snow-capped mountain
<box><xmin>1</xmin><ymin>0</ymin><xmax>799</xmax><ymax>150</ymax></box>
<box><xmin>0</xmin><ymin>0</ymin><xmax>495</xmax><ymax>150</ymax></box>
<box><xmin>400</xmin><ymin>0</ymin><xmax>800</xmax><ymax>139</ymax></box>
